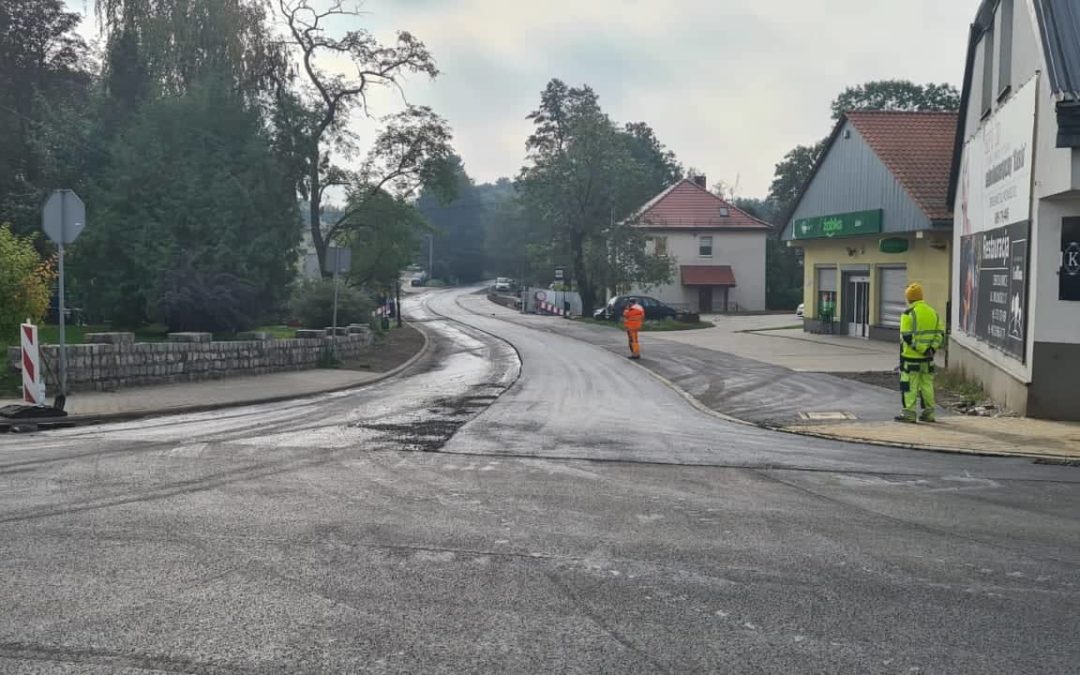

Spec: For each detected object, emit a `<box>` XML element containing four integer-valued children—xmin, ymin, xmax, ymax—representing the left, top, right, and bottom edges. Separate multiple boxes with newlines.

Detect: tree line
<box><xmin>0</xmin><ymin>0</ymin><xmax>454</xmax><ymax>333</ymax></box>
<box><xmin>1</xmin><ymin>0</ymin><xmax>961</xmax><ymax>335</ymax></box>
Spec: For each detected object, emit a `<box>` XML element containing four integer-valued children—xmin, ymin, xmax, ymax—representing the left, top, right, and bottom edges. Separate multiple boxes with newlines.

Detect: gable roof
<box><xmin>629</xmin><ymin>179</ymin><xmax>771</xmax><ymax>231</ymax></box>
<box><xmin>846</xmin><ymin>111</ymin><xmax>958</xmax><ymax>221</ymax></box>
<box><xmin>782</xmin><ymin>111</ymin><xmax>958</xmax><ymax>236</ymax></box>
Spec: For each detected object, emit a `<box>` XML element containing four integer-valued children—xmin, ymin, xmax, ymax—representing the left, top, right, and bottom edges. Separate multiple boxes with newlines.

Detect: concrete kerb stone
<box><xmin>2</xmin><ymin>323</ymin><xmax>432</xmax><ymax>430</ymax></box>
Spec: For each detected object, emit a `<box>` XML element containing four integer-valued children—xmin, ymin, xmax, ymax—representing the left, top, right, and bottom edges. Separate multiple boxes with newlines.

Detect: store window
<box><xmin>699</xmin><ymin>236</ymin><xmax>713</xmax><ymax>257</ymax></box>
<box><xmin>816</xmin><ymin>266</ymin><xmax>837</xmax><ymax>328</ymax></box>
<box><xmin>878</xmin><ymin>266</ymin><xmax>908</xmax><ymax>328</ymax></box>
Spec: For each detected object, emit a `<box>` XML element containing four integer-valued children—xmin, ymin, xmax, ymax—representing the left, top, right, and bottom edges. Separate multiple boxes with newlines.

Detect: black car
<box><xmin>594</xmin><ymin>295</ymin><xmax>678</xmax><ymax>322</ymax></box>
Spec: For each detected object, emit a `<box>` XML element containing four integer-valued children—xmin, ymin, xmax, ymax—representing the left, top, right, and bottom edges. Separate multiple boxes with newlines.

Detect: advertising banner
<box><xmin>954</xmin><ymin>76</ymin><xmax>1037</xmax><ymax>362</ymax></box>
<box><xmin>958</xmin><ymin>221</ymin><xmax>1029</xmax><ymax>360</ymax></box>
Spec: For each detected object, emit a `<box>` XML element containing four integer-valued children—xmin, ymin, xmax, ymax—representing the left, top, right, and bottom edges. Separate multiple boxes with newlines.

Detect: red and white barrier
<box><xmin>20</xmin><ymin>321</ymin><xmax>45</xmax><ymax>406</ymax></box>
<box><xmin>537</xmin><ymin>301</ymin><xmax>568</xmax><ymax>317</ymax></box>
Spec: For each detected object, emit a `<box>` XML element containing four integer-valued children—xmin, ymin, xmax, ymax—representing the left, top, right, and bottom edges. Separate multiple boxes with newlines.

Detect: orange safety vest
<box><xmin>622</xmin><ymin>303</ymin><xmax>645</xmax><ymax>330</ymax></box>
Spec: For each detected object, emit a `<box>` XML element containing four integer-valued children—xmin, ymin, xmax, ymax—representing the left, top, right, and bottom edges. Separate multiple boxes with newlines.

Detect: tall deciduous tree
<box><xmin>830</xmin><ymin>80</ymin><xmax>960</xmax><ymax>121</ymax></box>
<box><xmin>275</xmin><ymin>0</ymin><xmax>455</xmax><ymax>273</ymax></box>
<box><xmin>518</xmin><ymin>81</ymin><xmax>635</xmax><ymax>313</ymax></box>
<box><xmin>73</xmin><ymin>76</ymin><xmax>300</xmax><ymax>327</ymax></box>
<box><xmin>0</xmin><ymin>0</ymin><xmax>90</xmax><ymax>237</ymax></box>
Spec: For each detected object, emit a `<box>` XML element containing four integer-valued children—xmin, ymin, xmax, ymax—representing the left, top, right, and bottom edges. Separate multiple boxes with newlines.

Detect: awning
<box><xmin>681</xmin><ymin>265</ymin><xmax>736</xmax><ymax>286</ymax></box>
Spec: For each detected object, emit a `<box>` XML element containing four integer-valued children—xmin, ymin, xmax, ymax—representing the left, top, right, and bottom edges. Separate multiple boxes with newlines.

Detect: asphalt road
<box><xmin>0</xmin><ymin>287</ymin><xmax>1077</xmax><ymax>674</ymax></box>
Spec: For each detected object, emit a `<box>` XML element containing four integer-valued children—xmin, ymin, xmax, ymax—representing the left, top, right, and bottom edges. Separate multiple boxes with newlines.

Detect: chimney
<box><xmin>693</xmin><ymin>175</ymin><xmax>707</xmax><ymax>188</ymax></box>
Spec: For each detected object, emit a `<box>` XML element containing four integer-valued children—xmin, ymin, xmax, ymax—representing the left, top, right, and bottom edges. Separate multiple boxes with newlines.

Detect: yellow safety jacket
<box><xmin>900</xmin><ymin>300</ymin><xmax>944</xmax><ymax>361</ymax></box>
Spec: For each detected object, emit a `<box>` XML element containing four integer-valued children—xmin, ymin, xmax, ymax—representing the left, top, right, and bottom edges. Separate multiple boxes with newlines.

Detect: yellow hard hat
<box><xmin>905</xmin><ymin>283</ymin><xmax>924</xmax><ymax>303</ymax></box>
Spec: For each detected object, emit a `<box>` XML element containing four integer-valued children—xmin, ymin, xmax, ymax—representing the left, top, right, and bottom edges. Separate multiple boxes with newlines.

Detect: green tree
<box><xmin>417</xmin><ymin>157</ymin><xmax>487</xmax><ymax>284</ymax></box>
<box><xmin>72</xmin><ymin>76</ymin><xmax>301</xmax><ymax>327</ymax></box>
<box><xmin>341</xmin><ymin>189</ymin><xmax>429</xmax><ymax>289</ymax></box>
<box><xmin>0</xmin><ymin>0</ymin><xmax>90</xmax><ymax>238</ymax></box>
<box><xmin>94</xmin><ymin>0</ymin><xmax>285</xmax><ymax>97</ymax></box>
<box><xmin>830</xmin><ymin>80</ymin><xmax>960</xmax><ymax>121</ymax></box>
<box><xmin>0</xmin><ymin>225</ymin><xmax>55</xmax><ymax>343</ymax></box>
<box><xmin>768</xmin><ymin>141</ymin><xmax>826</xmax><ymax>220</ymax></box>
<box><xmin>518</xmin><ymin>80</ymin><xmax>674</xmax><ymax>313</ymax></box>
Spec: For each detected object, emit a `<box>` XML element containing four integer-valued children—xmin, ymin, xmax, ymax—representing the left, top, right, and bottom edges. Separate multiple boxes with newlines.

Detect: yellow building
<box><xmin>782</xmin><ymin>111</ymin><xmax>958</xmax><ymax>341</ymax></box>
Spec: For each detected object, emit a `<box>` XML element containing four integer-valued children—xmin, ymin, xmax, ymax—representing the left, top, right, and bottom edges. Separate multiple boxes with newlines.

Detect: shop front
<box><xmin>782</xmin><ymin>110</ymin><xmax>958</xmax><ymax>344</ymax></box>
<box><xmin>796</xmin><ymin>221</ymin><xmax>950</xmax><ymax>342</ymax></box>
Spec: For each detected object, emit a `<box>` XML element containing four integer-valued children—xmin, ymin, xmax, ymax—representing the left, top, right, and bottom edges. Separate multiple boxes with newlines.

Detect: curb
<box><xmin>0</xmin><ymin>324</ymin><xmax>432</xmax><ymax>431</ymax></box>
<box><xmin>770</xmin><ymin>425</ymin><xmax>1080</xmax><ymax>462</ymax></box>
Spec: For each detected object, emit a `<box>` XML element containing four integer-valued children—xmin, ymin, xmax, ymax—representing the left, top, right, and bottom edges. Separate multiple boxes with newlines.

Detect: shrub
<box><xmin>0</xmin><ymin>225</ymin><xmax>55</xmax><ymax>345</ymax></box>
<box><xmin>288</xmin><ymin>279</ymin><xmax>374</xmax><ymax>328</ymax></box>
<box><xmin>161</xmin><ymin>260</ymin><xmax>261</xmax><ymax>333</ymax></box>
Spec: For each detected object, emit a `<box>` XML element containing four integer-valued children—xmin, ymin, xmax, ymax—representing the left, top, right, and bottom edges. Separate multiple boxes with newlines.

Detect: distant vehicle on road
<box><xmin>796</xmin><ymin>302</ymin><xmax>805</xmax><ymax>318</ymax></box>
<box><xmin>493</xmin><ymin>277</ymin><xmax>514</xmax><ymax>292</ymax></box>
<box><xmin>410</xmin><ymin>273</ymin><xmax>428</xmax><ymax>287</ymax></box>
<box><xmin>594</xmin><ymin>296</ymin><xmax>678</xmax><ymax>322</ymax></box>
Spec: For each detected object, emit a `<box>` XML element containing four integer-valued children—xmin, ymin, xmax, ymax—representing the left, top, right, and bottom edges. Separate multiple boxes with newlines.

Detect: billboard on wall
<box><xmin>954</xmin><ymin>76</ymin><xmax>1037</xmax><ymax>362</ymax></box>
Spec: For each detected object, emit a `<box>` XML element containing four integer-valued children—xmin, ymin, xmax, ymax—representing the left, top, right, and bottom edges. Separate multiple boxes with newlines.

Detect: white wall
<box><xmin>1032</xmin><ymin>197</ymin><xmax>1080</xmax><ymax>343</ymax></box>
<box><xmin>637</xmin><ymin>230</ymin><xmax>767</xmax><ymax>311</ymax></box>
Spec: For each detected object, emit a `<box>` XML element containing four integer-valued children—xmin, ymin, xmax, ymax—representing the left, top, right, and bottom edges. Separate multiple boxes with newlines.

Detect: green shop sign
<box><xmin>794</xmin><ymin>209</ymin><xmax>883</xmax><ymax>240</ymax></box>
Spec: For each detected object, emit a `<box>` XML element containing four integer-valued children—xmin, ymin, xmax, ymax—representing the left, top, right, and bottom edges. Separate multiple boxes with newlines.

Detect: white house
<box><xmin>947</xmin><ymin>0</ymin><xmax>1080</xmax><ymax>420</ymax></box>
<box><xmin>627</xmin><ymin>177</ymin><xmax>769</xmax><ymax>313</ymax></box>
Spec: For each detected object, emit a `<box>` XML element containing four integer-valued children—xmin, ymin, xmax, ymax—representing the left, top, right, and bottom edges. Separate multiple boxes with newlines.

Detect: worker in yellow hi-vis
<box><xmin>896</xmin><ymin>283</ymin><xmax>945</xmax><ymax>423</ymax></box>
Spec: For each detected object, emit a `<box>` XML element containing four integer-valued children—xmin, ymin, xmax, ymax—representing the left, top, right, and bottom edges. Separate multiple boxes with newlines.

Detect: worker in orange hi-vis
<box><xmin>622</xmin><ymin>298</ymin><xmax>645</xmax><ymax>360</ymax></box>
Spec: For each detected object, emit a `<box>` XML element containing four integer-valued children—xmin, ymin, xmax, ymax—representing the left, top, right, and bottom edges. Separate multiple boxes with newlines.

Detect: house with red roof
<box><xmin>781</xmin><ymin>110</ymin><xmax>958</xmax><ymax>341</ymax></box>
<box><xmin>627</xmin><ymin>177</ymin><xmax>769</xmax><ymax>313</ymax></box>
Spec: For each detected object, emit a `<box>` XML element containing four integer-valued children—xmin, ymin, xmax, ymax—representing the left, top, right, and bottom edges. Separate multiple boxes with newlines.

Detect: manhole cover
<box><xmin>799</xmin><ymin>411</ymin><xmax>856</xmax><ymax>421</ymax></box>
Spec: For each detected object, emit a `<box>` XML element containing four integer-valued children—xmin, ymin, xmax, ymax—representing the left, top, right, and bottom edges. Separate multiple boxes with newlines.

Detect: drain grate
<box><xmin>799</xmin><ymin>411</ymin><xmax>856</xmax><ymax>421</ymax></box>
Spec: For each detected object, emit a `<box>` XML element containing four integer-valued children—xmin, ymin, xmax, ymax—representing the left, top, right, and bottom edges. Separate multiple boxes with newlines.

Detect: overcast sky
<box><xmin>69</xmin><ymin>1</ymin><xmax>978</xmax><ymax>199</ymax></box>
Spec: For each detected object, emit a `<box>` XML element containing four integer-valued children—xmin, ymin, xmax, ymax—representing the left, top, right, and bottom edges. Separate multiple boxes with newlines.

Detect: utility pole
<box><xmin>427</xmin><ymin>234</ymin><xmax>434</xmax><ymax>280</ymax></box>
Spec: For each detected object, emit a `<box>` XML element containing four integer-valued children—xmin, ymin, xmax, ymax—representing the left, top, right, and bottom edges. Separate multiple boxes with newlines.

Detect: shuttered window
<box><xmin>878</xmin><ymin>266</ymin><xmax>908</xmax><ymax>328</ymax></box>
<box><xmin>816</xmin><ymin>266</ymin><xmax>837</xmax><ymax>293</ymax></box>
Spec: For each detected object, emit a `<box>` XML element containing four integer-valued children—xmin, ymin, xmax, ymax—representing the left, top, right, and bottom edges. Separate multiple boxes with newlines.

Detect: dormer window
<box><xmin>719</xmin><ymin>207</ymin><xmax>730</xmax><ymax>217</ymax></box>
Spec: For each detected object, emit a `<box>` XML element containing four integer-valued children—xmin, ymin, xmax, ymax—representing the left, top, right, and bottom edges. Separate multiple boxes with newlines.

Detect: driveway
<box><xmin>654</xmin><ymin>313</ymin><xmax>903</xmax><ymax>373</ymax></box>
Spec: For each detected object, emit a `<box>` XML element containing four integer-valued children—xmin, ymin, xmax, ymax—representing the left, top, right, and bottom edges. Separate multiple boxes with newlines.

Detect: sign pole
<box><xmin>331</xmin><ymin>251</ymin><xmax>340</xmax><ymax>360</ymax></box>
<box><xmin>395</xmin><ymin>281</ymin><xmax>402</xmax><ymax>328</ymax></box>
<box><xmin>58</xmin><ymin>206</ymin><xmax>68</xmax><ymax>396</ymax></box>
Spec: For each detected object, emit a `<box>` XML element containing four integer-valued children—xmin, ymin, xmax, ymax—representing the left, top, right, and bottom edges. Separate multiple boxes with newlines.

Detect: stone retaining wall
<box><xmin>7</xmin><ymin>327</ymin><xmax>374</xmax><ymax>393</ymax></box>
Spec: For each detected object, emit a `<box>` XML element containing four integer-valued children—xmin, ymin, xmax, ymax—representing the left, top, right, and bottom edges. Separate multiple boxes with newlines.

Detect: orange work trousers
<box><xmin>626</xmin><ymin>329</ymin><xmax>641</xmax><ymax>358</ymax></box>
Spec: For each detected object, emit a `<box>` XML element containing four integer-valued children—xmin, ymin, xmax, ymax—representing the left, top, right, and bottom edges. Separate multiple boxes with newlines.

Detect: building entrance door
<box><xmin>698</xmin><ymin>287</ymin><xmax>713</xmax><ymax>313</ymax></box>
<box><xmin>845</xmin><ymin>274</ymin><xmax>870</xmax><ymax>338</ymax></box>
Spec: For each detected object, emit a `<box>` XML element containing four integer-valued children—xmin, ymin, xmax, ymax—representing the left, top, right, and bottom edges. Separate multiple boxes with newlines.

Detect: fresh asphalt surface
<box><xmin>0</xmin><ymin>288</ymin><xmax>1077</xmax><ymax>674</ymax></box>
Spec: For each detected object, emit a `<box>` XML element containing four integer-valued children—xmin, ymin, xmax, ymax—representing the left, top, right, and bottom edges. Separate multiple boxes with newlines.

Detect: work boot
<box><xmin>919</xmin><ymin>412</ymin><xmax>937</xmax><ymax>423</ymax></box>
<box><xmin>894</xmin><ymin>415</ymin><xmax>917</xmax><ymax>424</ymax></box>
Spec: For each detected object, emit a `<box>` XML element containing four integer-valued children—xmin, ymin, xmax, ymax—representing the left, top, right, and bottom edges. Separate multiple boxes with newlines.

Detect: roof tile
<box><xmin>846</xmin><ymin>111</ymin><xmax>959</xmax><ymax>221</ymax></box>
<box><xmin>632</xmin><ymin>179</ymin><xmax>771</xmax><ymax>230</ymax></box>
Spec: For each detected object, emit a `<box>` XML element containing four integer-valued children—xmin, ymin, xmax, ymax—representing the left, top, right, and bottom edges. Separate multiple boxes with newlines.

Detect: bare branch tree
<box><xmin>275</xmin><ymin>0</ymin><xmax>444</xmax><ymax>272</ymax></box>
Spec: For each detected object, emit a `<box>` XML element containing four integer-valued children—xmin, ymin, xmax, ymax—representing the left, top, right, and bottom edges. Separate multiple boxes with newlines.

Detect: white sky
<box><xmin>67</xmin><ymin>0</ymin><xmax>977</xmax><ymax>199</ymax></box>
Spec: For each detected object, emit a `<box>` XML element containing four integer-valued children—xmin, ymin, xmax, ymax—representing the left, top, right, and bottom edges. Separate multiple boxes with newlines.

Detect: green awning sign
<box><xmin>793</xmin><ymin>209</ymin><xmax>883</xmax><ymax>240</ymax></box>
<box><xmin>879</xmin><ymin>237</ymin><xmax>909</xmax><ymax>254</ymax></box>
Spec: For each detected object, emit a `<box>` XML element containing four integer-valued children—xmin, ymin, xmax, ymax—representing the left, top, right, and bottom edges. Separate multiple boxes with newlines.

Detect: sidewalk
<box><xmin>484</xmin><ymin>297</ymin><xmax>1080</xmax><ymax>461</ymax></box>
<box><xmin>1</xmin><ymin>324</ymin><xmax>429</xmax><ymax>424</ymax></box>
